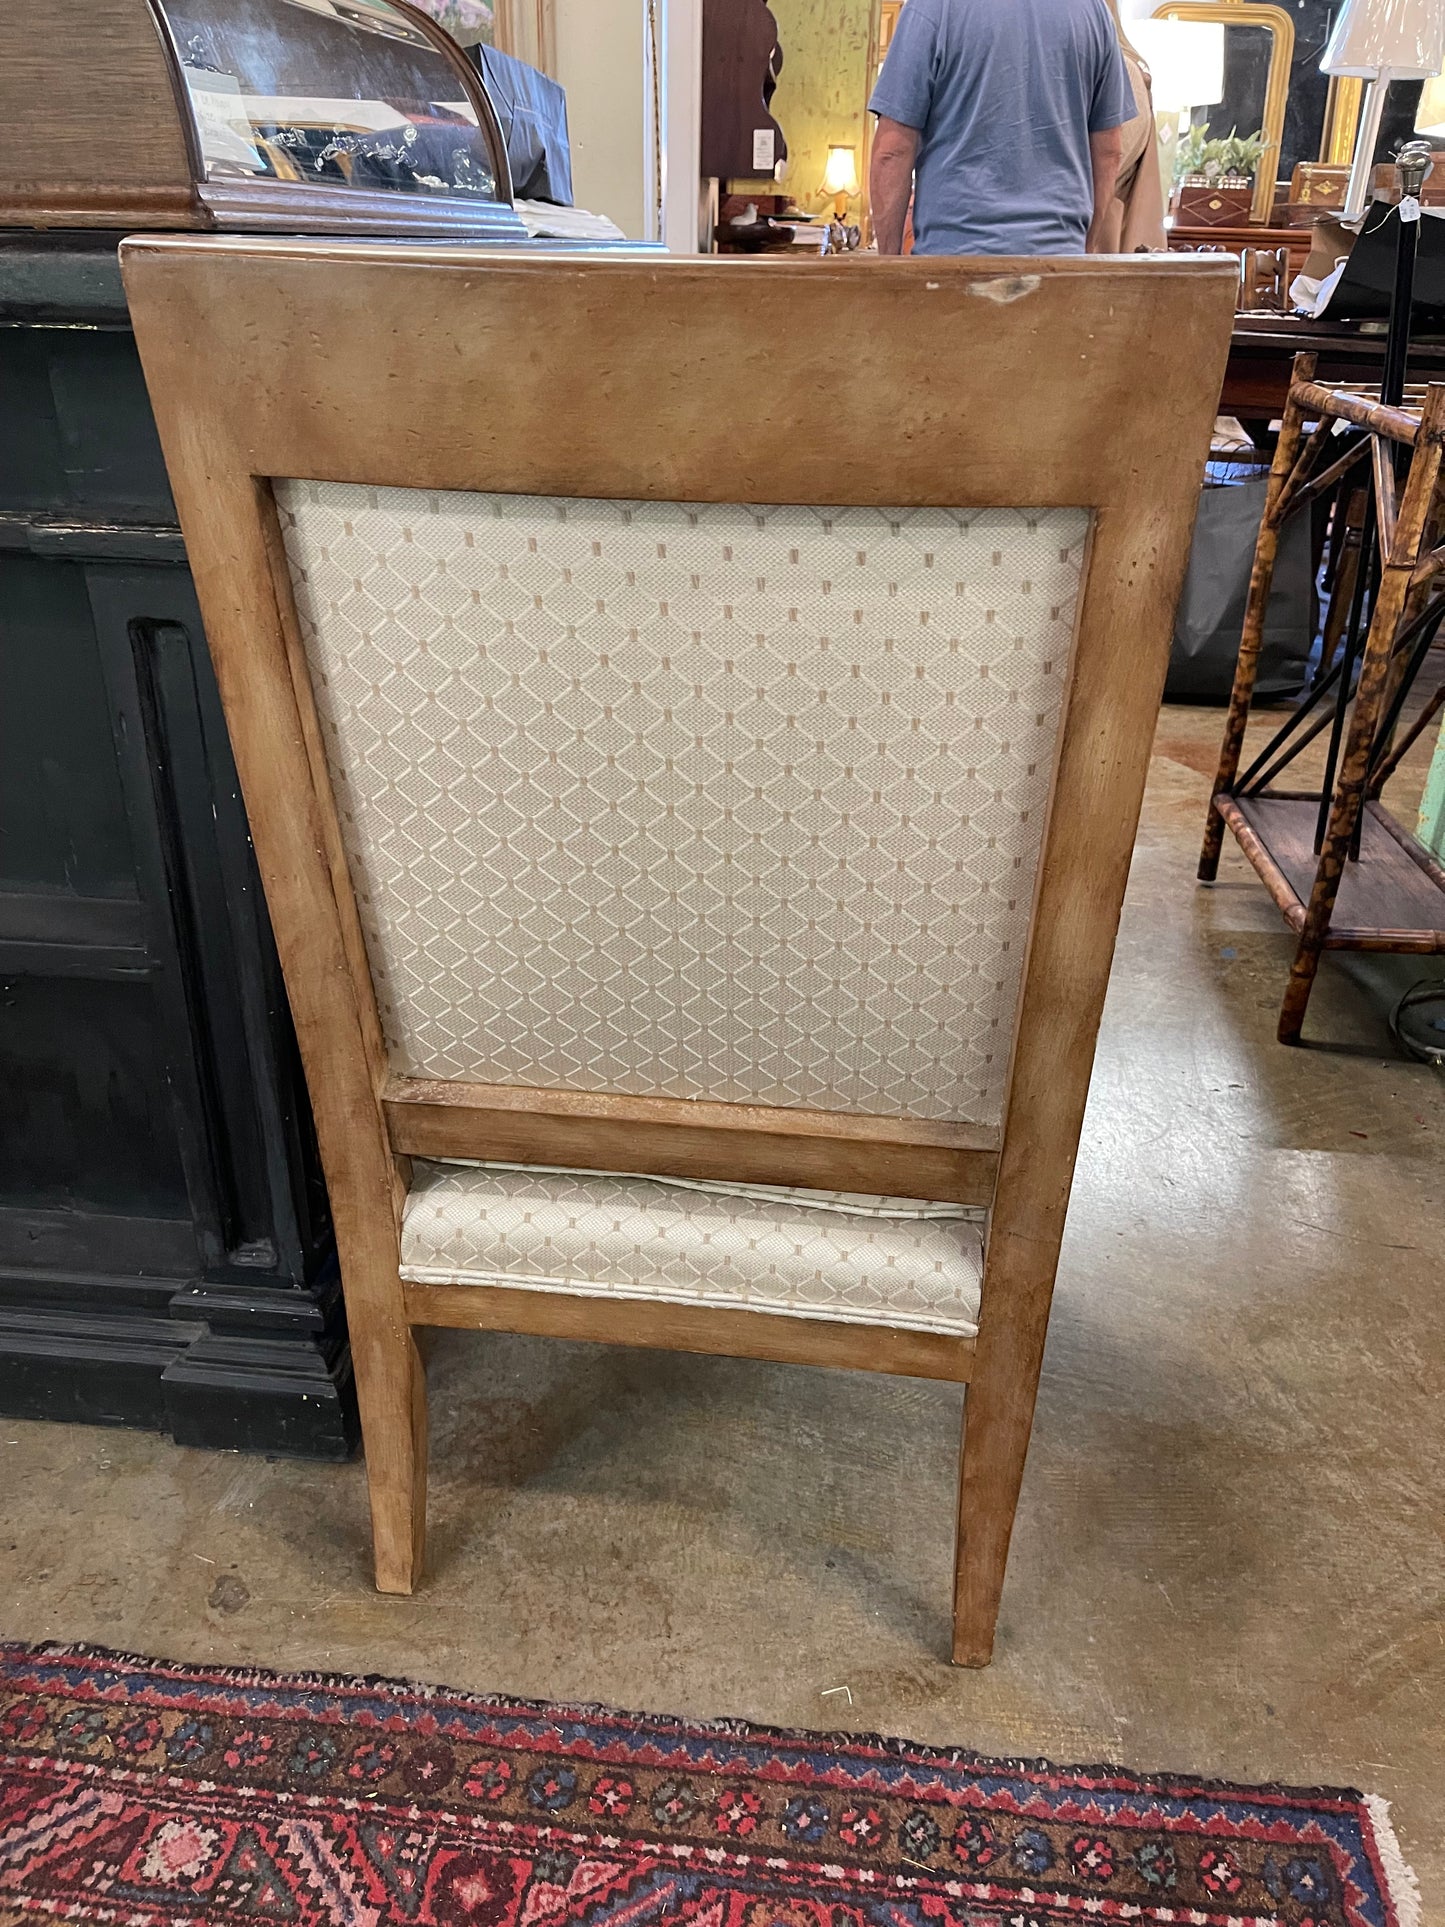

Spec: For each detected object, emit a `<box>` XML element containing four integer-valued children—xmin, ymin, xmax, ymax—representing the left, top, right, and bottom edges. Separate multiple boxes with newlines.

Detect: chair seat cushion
<box><xmin>400</xmin><ymin>1161</ymin><xmax>984</xmax><ymax>1338</ymax></box>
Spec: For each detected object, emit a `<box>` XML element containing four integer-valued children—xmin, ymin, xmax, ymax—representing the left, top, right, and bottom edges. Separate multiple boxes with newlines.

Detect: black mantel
<box><xmin>0</xmin><ymin>232</ymin><xmax>356</xmax><ymax>1457</ymax></box>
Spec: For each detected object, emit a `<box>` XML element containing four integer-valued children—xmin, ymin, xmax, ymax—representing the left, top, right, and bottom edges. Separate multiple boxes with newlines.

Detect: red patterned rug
<box><xmin>0</xmin><ymin>1643</ymin><xmax>1419</xmax><ymax>1927</ymax></box>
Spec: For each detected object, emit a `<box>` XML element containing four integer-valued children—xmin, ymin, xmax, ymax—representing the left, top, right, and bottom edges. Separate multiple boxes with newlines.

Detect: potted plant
<box><xmin>1173</xmin><ymin>128</ymin><xmax>1268</xmax><ymax>226</ymax></box>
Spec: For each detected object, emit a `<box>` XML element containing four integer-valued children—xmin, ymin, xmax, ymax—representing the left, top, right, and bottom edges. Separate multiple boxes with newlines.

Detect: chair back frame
<box><xmin>122</xmin><ymin>238</ymin><xmax>1235</xmax><ymax>1659</ymax></box>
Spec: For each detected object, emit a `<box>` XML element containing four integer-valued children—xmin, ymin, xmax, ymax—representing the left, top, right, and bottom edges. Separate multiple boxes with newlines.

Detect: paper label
<box><xmin>752</xmin><ymin>128</ymin><xmax>775</xmax><ymax>171</ymax></box>
<box><xmin>185</xmin><ymin>68</ymin><xmax>265</xmax><ymax>174</ymax></box>
<box><xmin>1400</xmin><ymin>195</ymin><xmax>1422</xmax><ymax>224</ymax></box>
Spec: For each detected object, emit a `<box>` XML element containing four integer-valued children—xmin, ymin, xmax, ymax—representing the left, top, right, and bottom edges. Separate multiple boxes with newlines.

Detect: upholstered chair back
<box><xmin>279</xmin><ymin>487</ymin><xmax>1086</xmax><ymax>1135</ymax></box>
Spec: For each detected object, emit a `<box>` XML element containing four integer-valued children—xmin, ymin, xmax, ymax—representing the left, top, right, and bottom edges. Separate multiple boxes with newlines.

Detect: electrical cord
<box><xmin>1390</xmin><ymin>977</ymin><xmax>1445</xmax><ymax>1064</ymax></box>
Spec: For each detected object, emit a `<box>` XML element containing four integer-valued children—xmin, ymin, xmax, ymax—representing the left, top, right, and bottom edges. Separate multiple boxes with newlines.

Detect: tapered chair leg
<box><xmin>951</xmin><ymin>1327</ymin><xmax>1049</xmax><ymax>1668</ymax></box>
<box><xmin>353</xmin><ymin>1323</ymin><xmax>429</xmax><ymax>1595</ymax></box>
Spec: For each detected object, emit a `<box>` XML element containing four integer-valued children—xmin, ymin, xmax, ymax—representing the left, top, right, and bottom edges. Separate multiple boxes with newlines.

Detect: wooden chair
<box><xmin>122</xmin><ymin>239</ymin><xmax>1234</xmax><ymax>1664</ymax></box>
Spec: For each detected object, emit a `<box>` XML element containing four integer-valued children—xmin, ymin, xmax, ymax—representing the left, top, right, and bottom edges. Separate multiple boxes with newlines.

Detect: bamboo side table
<box><xmin>1199</xmin><ymin>353</ymin><xmax>1445</xmax><ymax>1042</ymax></box>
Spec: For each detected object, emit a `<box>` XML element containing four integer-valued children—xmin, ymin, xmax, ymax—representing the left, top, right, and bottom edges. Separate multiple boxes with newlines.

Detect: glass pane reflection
<box><xmin>162</xmin><ymin>0</ymin><xmax>499</xmax><ymax>198</ymax></box>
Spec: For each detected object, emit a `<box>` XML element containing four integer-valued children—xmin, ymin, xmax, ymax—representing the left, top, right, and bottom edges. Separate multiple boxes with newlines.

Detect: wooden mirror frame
<box><xmin>1151</xmin><ymin>0</ymin><xmax>1296</xmax><ymax>222</ymax></box>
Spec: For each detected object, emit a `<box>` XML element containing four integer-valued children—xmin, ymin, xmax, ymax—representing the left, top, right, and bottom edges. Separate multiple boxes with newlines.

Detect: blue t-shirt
<box><xmin>869</xmin><ymin>0</ymin><xmax>1136</xmax><ymax>256</ymax></box>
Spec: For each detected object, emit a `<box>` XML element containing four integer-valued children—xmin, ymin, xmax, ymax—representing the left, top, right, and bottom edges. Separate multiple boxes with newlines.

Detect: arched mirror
<box><xmin>1149</xmin><ymin>0</ymin><xmax>1294</xmax><ymax>222</ymax></box>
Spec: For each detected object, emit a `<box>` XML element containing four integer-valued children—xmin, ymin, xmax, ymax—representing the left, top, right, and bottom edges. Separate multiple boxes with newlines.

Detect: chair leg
<box><xmin>353</xmin><ymin>1323</ymin><xmax>429</xmax><ymax>1595</ymax></box>
<box><xmin>1277</xmin><ymin>926</ymin><xmax>1329</xmax><ymax>1046</ymax></box>
<box><xmin>1199</xmin><ymin>366</ymin><xmax>1316</xmax><ymax>881</ymax></box>
<box><xmin>951</xmin><ymin>1328</ymin><xmax>1047</xmax><ymax>1668</ymax></box>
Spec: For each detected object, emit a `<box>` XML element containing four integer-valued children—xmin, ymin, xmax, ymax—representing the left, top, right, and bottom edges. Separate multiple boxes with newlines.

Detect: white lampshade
<box><xmin>1321</xmin><ymin>0</ymin><xmax>1445</xmax><ymax>80</ymax></box>
<box><xmin>822</xmin><ymin>145</ymin><xmax>860</xmax><ymax>197</ymax></box>
<box><xmin>1129</xmin><ymin>19</ymin><xmax>1225</xmax><ymax>112</ymax></box>
<box><xmin>1418</xmin><ymin>68</ymin><xmax>1445</xmax><ymax>129</ymax></box>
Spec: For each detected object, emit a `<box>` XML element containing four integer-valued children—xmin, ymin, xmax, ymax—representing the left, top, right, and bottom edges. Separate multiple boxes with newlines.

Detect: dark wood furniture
<box><xmin>700</xmin><ymin>0</ymin><xmax>787</xmax><ymax>180</ymax></box>
<box><xmin>1170</xmin><ymin>221</ymin><xmax>1312</xmax><ymax>279</ymax></box>
<box><xmin>0</xmin><ymin>236</ymin><xmax>346</xmax><ymax>1451</ymax></box>
<box><xmin>1223</xmin><ymin>315</ymin><xmax>1445</xmax><ymax>423</ymax></box>
<box><xmin>0</xmin><ymin>0</ymin><xmax>640</xmax><ymax>1453</ymax></box>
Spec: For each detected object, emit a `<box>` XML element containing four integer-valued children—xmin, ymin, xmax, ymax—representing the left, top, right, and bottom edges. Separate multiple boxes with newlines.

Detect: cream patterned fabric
<box><xmin>400</xmin><ymin>1160</ymin><xmax>984</xmax><ymax>1338</ymax></box>
<box><xmin>278</xmin><ymin>484</ymin><xmax>1086</xmax><ymax>1127</ymax></box>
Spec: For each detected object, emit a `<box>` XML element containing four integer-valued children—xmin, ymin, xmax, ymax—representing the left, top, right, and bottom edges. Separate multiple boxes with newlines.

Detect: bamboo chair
<box><xmin>122</xmin><ymin>239</ymin><xmax>1234</xmax><ymax>1664</ymax></box>
<box><xmin>1200</xmin><ymin>357</ymin><xmax>1445</xmax><ymax>1042</ymax></box>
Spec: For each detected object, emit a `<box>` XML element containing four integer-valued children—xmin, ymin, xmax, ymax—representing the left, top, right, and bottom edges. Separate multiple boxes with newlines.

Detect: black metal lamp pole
<box><xmin>1311</xmin><ymin>140</ymin><xmax>1435</xmax><ymax>850</ymax></box>
<box><xmin>1381</xmin><ymin>140</ymin><xmax>1434</xmax><ymax>406</ymax></box>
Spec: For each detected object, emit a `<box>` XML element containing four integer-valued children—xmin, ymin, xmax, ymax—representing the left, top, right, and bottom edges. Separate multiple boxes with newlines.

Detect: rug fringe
<box><xmin>1365</xmin><ymin>1794</ymin><xmax>1422</xmax><ymax>1927</ymax></box>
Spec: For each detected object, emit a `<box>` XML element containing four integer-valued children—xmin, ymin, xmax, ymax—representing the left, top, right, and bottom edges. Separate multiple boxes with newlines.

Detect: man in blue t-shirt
<box><xmin>869</xmin><ymin>0</ymin><xmax>1137</xmax><ymax>256</ymax></box>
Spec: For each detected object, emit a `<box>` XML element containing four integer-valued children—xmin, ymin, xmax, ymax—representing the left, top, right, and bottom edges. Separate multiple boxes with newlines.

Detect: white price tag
<box><xmin>752</xmin><ymin>128</ymin><xmax>775</xmax><ymax>171</ymax></box>
<box><xmin>1400</xmin><ymin>195</ymin><xmax>1422</xmax><ymax>223</ymax></box>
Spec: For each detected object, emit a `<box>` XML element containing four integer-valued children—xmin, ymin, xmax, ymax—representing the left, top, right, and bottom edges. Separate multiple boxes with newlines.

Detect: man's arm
<box><xmin>1085</xmin><ymin>124</ymin><xmax>1125</xmax><ymax>252</ymax></box>
<box><xmin>871</xmin><ymin>117</ymin><xmax>920</xmax><ymax>255</ymax></box>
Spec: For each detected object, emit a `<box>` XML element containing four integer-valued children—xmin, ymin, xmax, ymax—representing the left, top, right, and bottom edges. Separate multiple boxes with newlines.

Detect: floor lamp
<box><xmin>1324</xmin><ymin>0</ymin><xmax>1445</xmax><ymax>222</ymax></box>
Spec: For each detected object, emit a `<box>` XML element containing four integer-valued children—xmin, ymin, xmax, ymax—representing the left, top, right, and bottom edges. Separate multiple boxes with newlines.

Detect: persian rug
<box><xmin>0</xmin><ymin>1642</ymin><xmax>1419</xmax><ymax>1927</ymax></box>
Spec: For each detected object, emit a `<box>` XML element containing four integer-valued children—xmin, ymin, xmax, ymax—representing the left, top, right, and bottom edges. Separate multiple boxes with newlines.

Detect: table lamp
<box><xmin>822</xmin><ymin>144</ymin><xmax>860</xmax><ymax>219</ymax></box>
<box><xmin>1128</xmin><ymin>18</ymin><xmax>1225</xmax><ymax>116</ymax></box>
<box><xmin>1127</xmin><ymin>19</ymin><xmax>1224</xmax><ymax>200</ymax></box>
<box><xmin>1321</xmin><ymin>0</ymin><xmax>1445</xmax><ymax>217</ymax></box>
<box><xmin>1417</xmin><ymin>68</ymin><xmax>1445</xmax><ymax>129</ymax></box>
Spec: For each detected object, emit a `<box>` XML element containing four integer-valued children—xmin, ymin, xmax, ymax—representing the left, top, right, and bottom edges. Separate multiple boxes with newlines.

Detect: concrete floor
<box><xmin>2</xmin><ymin>703</ymin><xmax>1442</xmax><ymax>1904</ymax></box>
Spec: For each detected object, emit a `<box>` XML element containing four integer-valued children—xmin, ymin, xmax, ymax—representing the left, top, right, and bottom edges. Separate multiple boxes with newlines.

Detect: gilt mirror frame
<box><xmin>1151</xmin><ymin>0</ymin><xmax>1295</xmax><ymax>222</ymax></box>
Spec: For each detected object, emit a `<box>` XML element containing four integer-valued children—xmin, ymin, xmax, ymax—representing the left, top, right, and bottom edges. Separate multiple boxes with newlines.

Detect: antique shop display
<box><xmin>1149</xmin><ymin>0</ymin><xmax>1445</xmax><ymax>283</ymax></box>
<box><xmin>1173</xmin><ymin>127</ymin><xmax>1270</xmax><ymax>227</ymax></box>
<box><xmin>122</xmin><ymin>237</ymin><xmax>1234</xmax><ymax>1661</ymax></box>
<box><xmin>1321</xmin><ymin>0</ymin><xmax>1445</xmax><ymax>217</ymax></box>
<box><xmin>1201</xmin><ymin>153</ymin><xmax>1445</xmax><ymax>1041</ymax></box>
<box><xmin>1152</xmin><ymin>0</ymin><xmax>1293</xmax><ymax>223</ymax></box>
<box><xmin>1288</xmin><ymin>158</ymin><xmax>1351</xmax><ymax>217</ymax></box>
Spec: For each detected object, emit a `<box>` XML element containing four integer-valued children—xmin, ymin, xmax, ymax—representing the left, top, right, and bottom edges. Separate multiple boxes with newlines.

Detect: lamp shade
<box><xmin>822</xmin><ymin>144</ymin><xmax>860</xmax><ymax>196</ymax></box>
<box><xmin>1129</xmin><ymin>19</ymin><xmax>1225</xmax><ymax>112</ymax></box>
<box><xmin>1418</xmin><ymin>67</ymin><xmax>1445</xmax><ymax>128</ymax></box>
<box><xmin>1320</xmin><ymin>0</ymin><xmax>1445</xmax><ymax>80</ymax></box>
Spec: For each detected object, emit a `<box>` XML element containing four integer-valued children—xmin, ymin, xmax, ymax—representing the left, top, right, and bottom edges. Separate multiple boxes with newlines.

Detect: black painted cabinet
<box><xmin>0</xmin><ymin>237</ymin><xmax>355</xmax><ymax>1456</ymax></box>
